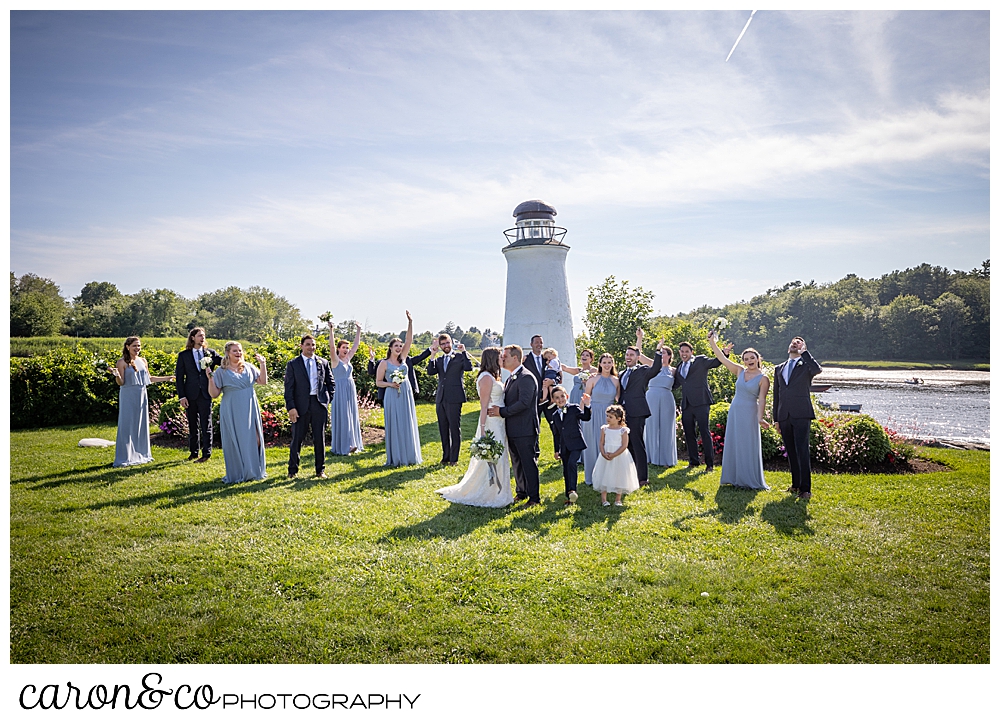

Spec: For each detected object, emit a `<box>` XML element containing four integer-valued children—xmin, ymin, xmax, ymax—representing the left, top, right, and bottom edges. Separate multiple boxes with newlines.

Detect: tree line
<box><xmin>9</xmin><ymin>273</ymin><xmax>503</xmax><ymax>349</ymax></box>
<box><xmin>582</xmin><ymin>261</ymin><xmax>990</xmax><ymax>363</ymax></box>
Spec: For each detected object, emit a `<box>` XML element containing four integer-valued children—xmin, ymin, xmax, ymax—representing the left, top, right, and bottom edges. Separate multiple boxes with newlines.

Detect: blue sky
<box><xmin>10</xmin><ymin>10</ymin><xmax>989</xmax><ymax>335</ymax></box>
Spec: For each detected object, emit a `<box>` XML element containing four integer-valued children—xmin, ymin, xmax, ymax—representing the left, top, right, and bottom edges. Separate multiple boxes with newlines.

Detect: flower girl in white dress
<box><xmin>435</xmin><ymin>348</ymin><xmax>513</xmax><ymax>508</ymax></box>
<box><xmin>592</xmin><ymin>404</ymin><xmax>640</xmax><ymax>507</ymax></box>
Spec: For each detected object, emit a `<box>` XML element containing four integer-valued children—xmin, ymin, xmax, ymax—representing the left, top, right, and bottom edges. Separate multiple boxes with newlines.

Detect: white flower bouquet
<box><xmin>577</xmin><ymin>369</ymin><xmax>593</xmax><ymax>385</ymax></box>
<box><xmin>712</xmin><ymin>317</ymin><xmax>730</xmax><ymax>333</ymax></box>
<box><xmin>199</xmin><ymin>355</ymin><xmax>213</xmax><ymax>371</ymax></box>
<box><xmin>470</xmin><ymin>430</ymin><xmax>505</xmax><ymax>493</ymax></box>
<box><xmin>390</xmin><ymin>367</ymin><xmax>407</xmax><ymax>394</ymax></box>
<box><xmin>318</xmin><ymin>311</ymin><xmax>333</xmax><ymax>323</ymax></box>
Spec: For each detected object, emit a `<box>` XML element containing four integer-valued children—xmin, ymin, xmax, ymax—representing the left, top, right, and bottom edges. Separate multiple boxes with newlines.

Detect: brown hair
<box><xmin>791</xmin><ymin>336</ymin><xmax>805</xmax><ymax>345</ymax></box>
<box><xmin>661</xmin><ymin>345</ymin><xmax>674</xmax><ymax>363</ymax></box>
<box><xmin>479</xmin><ymin>347</ymin><xmax>502</xmax><ymax>379</ymax></box>
<box><xmin>223</xmin><ymin>341</ymin><xmax>245</xmax><ymax>374</ymax></box>
<box><xmin>597</xmin><ymin>352</ymin><xmax>618</xmax><ymax>377</ymax></box>
<box><xmin>626</xmin><ymin>346</ymin><xmax>640</xmax><ymax>355</ymax></box>
<box><xmin>542</xmin><ymin>347</ymin><xmax>558</xmax><ymax>361</ymax></box>
<box><xmin>579</xmin><ymin>348</ymin><xmax>594</xmax><ymax>364</ymax></box>
<box><xmin>385</xmin><ymin>337</ymin><xmax>405</xmax><ymax>364</ymax></box>
<box><xmin>300</xmin><ymin>334</ymin><xmax>315</xmax><ymax>345</ymax></box>
<box><xmin>122</xmin><ymin>336</ymin><xmax>140</xmax><ymax>369</ymax></box>
<box><xmin>438</xmin><ymin>333</ymin><xmax>451</xmax><ymax>343</ymax></box>
<box><xmin>741</xmin><ymin>348</ymin><xmax>762</xmax><ymax>366</ymax></box>
<box><xmin>550</xmin><ymin>385</ymin><xmax>568</xmax><ymax>400</ymax></box>
<box><xmin>678</xmin><ymin>341</ymin><xmax>694</xmax><ymax>352</ymax></box>
<box><xmin>503</xmin><ymin>344</ymin><xmax>523</xmax><ymax>363</ymax></box>
<box><xmin>606</xmin><ymin>404</ymin><xmax>625</xmax><ymax>423</ymax></box>
<box><xmin>185</xmin><ymin>327</ymin><xmax>206</xmax><ymax>351</ymax></box>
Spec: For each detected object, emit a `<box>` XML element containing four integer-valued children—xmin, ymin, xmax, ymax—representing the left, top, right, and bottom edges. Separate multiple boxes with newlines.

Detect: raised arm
<box><xmin>708</xmin><ymin>331</ymin><xmax>742</xmax><ymax>375</ymax></box>
<box><xmin>327</xmin><ymin>321</ymin><xmax>342</xmax><ymax>369</ymax></box>
<box><xmin>400</xmin><ymin>311</ymin><xmax>414</xmax><ymax>359</ymax></box>
<box><xmin>254</xmin><ymin>354</ymin><xmax>268</xmax><ymax>385</ymax></box>
<box><xmin>560</xmin><ymin>363</ymin><xmax>582</xmax><ymax>375</ymax></box>
<box><xmin>348</xmin><ymin>322</ymin><xmax>362</xmax><ymax>359</ymax></box>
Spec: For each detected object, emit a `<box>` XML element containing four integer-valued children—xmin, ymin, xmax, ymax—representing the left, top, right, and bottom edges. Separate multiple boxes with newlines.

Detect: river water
<box><xmin>812</xmin><ymin>367</ymin><xmax>990</xmax><ymax>444</ymax></box>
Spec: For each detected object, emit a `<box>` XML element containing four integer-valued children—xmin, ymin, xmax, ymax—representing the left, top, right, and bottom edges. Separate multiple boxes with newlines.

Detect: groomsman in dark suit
<box><xmin>175</xmin><ymin>327</ymin><xmax>223</xmax><ymax>462</ymax></box>
<box><xmin>489</xmin><ymin>345</ymin><xmax>541</xmax><ymax>506</ymax></box>
<box><xmin>284</xmin><ymin>334</ymin><xmax>335</xmax><ymax>479</ymax></box>
<box><xmin>673</xmin><ymin>340</ymin><xmax>722</xmax><ymax>470</ymax></box>
<box><xmin>426</xmin><ymin>333</ymin><xmax>473</xmax><ymax>466</ymax></box>
<box><xmin>617</xmin><ymin>329</ymin><xmax>663</xmax><ymax>486</ymax></box>
<box><xmin>368</xmin><ymin>344</ymin><xmax>433</xmax><ymax>405</ymax></box>
<box><xmin>773</xmin><ymin>336</ymin><xmax>822</xmax><ymax>500</ymax></box>
<box><xmin>549</xmin><ymin>385</ymin><xmax>592</xmax><ymax>505</ymax></box>
<box><xmin>521</xmin><ymin>334</ymin><xmax>559</xmax><ymax>457</ymax></box>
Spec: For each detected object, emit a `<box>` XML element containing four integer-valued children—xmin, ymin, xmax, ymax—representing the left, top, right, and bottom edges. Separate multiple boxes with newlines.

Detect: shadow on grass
<box><xmin>23</xmin><ymin>459</ymin><xmax>186</xmax><ymax>490</ymax></box>
<box><xmin>760</xmin><ymin>494</ymin><xmax>814</xmax><ymax>536</ymax></box>
<box><xmin>651</xmin><ymin>464</ymin><xmax>707</xmax><ymax>500</ymax></box>
<box><xmin>671</xmin><ymin>485</ymin><xmax>765</xmax><ymax>530</ymax></box>
<box><xmin>382</xmin><ymin>504</ymin><xmax>510</xmax><ymax>541</ymax></box>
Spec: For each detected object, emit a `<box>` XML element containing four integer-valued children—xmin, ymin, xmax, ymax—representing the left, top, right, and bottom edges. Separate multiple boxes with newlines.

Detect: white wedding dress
<box><xmin>436</xmin><ymin>372</ymin><xmax>513</xmax><ymax>507</ymax></box>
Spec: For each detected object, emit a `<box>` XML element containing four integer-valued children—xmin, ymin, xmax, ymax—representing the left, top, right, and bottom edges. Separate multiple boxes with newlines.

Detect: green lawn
<box><xmin>823</xmin><ymin>359</ymin><xmax>989</xmax><ymax>371</ymax></box>
<box><xmin>10</xmin><ymin>403</ymin><xmax>989</xmax><ymax>663</ymax></box>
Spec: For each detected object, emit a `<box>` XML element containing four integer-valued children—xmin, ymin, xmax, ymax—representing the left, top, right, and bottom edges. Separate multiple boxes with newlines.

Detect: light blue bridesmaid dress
<box><xmin>568</xmin><ymin>368</ymin><xmax>593</xmax><ymax>405</ymax></box>
<box><xmin>720</xmin><ymin>370</ymin><xmax>769</xmax><ymax>490</ymax></box>
<box><xmin>212</xmin><ymin>364</ymin><xmax>267</xmax><ymax>483</ymax></box>
<box><xmin>113</xmin><ymin>364</ymin><xmax>153</xmax><ymax>467</ymax></box>
<box><xmin>383</xmin><ymin>361</ymin><xmax>423</xmax><ymax>467</ymax></box>
<box><xmin>583</xmin><ymin>374</ymin><xmax>618</xmax><ymax>485</ymax></box>
<box><xmin>645</xmin><ymin>366</ymin><xmax>678</xmax><ymax>467</ymax></box>
<box><xmin>330</xmin><ymin>359</ymin><xmax>364</xmax><ymax>455</ymax></box>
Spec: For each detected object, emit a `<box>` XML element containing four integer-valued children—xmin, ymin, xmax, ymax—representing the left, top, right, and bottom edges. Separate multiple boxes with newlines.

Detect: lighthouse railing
<box><xmin>503</xmin><ymin>226</ymin><xmax>568</xmax><ymax>246</ymax></box>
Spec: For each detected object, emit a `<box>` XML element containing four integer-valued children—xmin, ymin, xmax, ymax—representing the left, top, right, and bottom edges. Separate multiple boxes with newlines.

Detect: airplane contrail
<box><xmin>726</xmin><ymin>10</ymin><xmax>757</xmax><ymax>62</ymax></box>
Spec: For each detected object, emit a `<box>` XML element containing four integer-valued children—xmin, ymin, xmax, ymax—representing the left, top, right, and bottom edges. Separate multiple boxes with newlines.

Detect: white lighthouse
<box><xmin>501</xmin><ymin>200</ymin><xmax>577</xmax><ymax>367</ymax></box>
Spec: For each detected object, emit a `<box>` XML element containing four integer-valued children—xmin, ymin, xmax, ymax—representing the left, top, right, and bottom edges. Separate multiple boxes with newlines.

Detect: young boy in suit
<box><xmin>549</xmin><ymin>385</ymin><xmax>592</xmax><ymax>506</ymax></box>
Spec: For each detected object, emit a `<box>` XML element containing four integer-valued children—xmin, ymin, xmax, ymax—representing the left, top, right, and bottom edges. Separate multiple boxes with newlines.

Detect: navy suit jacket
<box><xmin>672</xmin><ymin>355</ymin><xmax>722</xmax><ymax>410</ymax></box>
<box><xmin>175</xmin><ymin>347</ymin><xmax>223</xmax><ymax>402</ymax></box>
<box><xmin>499</xmin><ymin>366</ymin><xmax>539</xmax><ymax>439</ymax></box>
<box><xmin>773</xmin><ymin>351</ymin><xmax>822</xmax><ymax>421</ymax></box>
<box><xmin>284</xmin><ymin>355</ymin><xmax>335</xmax><ymax>414</ymax></box>
<box><xmin>427</xmin><ymin>350</ymin><xmax>473</xmax><ymax>404</ymax></box>
<box><xmin>369</xmin><ymin>348</ymin><xmax>432</xmax><ymax>405</ymax></box>
<box><xmin>551</xmin><ymin>404</ymin><xmax>592</xmax><ymax>454</ymax></box>
<box><xmin>618</xmin><ymin>353</ymin><xmax>662</xmax><ymax>418</ymax></box>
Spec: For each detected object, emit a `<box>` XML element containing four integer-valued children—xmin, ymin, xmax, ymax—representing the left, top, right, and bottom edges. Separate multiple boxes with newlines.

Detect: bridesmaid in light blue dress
<box><xmin>641</xmin><ymin>346</ymin><xmax>678</xmax><ymax>467</ymax></box>
<box><xmin>112</xmin><ymin>336</ymin><xmax>175</xmax><ymax>467</ymax></box>
<box><xmin>582</xmin><ymin>353</ymin><xmax>621</xmax><ymax>485</ymax></box>
<box><xmin>708</xmin><ymin>331</ymin><xmax>770</xmax><ymax>490</ymax></box>
<box><xmin>208</xmin><ymin>342</ymin><xmax>269</xmax><ymax>483</ymax></box>
<box><xmin>561</xmin><ymin>348</ymin><xmax>596</xmax><ymax>405</ymax></box>
<box><xmin>377</xmin><ymin>311</ymin><xmax>423</xmax><ymax>467</ymax></box>
<box><xmin>328</xmin><ymin>320</ymin><xmax>364</xmax><ymax>455</ymax></box>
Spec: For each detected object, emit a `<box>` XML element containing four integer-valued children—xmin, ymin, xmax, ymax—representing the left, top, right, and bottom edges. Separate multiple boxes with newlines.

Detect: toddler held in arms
<box><xmin>540</xmin><ymin>347</ymin><xmax>562</xmax><ymax>405</ymax></box>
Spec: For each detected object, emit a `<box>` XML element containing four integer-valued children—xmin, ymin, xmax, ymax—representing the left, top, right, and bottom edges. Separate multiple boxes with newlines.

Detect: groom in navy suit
<box><xmin>673</xmin><ymin>340</ymin><xmax>722</xmax><ymax>470</ymax></box>
<box><xmin>773</xmin><ymin>336</ymin><xmax>822</xmax><ymax>500</ymax></box>
<box><xmin>427</xmin><ymin>333</ymin><xmax>473</xmax><ymax>466</ymax></box>
<box><xmin>489</xmin><ymin>344</ymin><xmax>540</xmax><ymax>506</ymax></box>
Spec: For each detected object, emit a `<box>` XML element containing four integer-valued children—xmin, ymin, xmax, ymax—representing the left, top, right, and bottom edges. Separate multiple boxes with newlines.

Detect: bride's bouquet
<box><xmin>390</xmin><ymin>367</ymin><xmax>407</xmax><ymax>394</ymax></box>
<box><xmin>318</xmin><ymin>311</ymin><xmax>333</xmax><ymax>324</ymax></box>
<box><xmin>470</xmin><ymin>430</ymin><xmax>505</xmax><ymax>493</ymax></box>
<box><xmin>712</xmin><ymin>317</ymin><xmax>730</xmax><ymax>334</ymax></box>
<box><xmin>577</xmin><ymin>369</ymin><xmax>594</xmax><ymax>385</ymax></box>
<box><xmin>199</xmin><ymin>355</ymin><xmax>213</xmax><ymax>372</ymax></box>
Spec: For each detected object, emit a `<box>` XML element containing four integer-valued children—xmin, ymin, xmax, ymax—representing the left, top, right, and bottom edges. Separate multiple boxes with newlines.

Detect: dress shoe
<box><xmin>288</xmin><ymin>471</ymin><xmax>298</xmax><ymax>479</ymax></box>
<box><xmin>522</xmin><ymin>500</ymin><xmax>539</xmax><ymax>508</ymax></box>
<box><xmin>187</xmin><ymin>453</ymin><xmax>199</xmax><ymax>461</ymax></box>
<box><xmin>195</xmin><ymin>456</ymin><xmax>211</xmax><ymax>463</ymax></box>
<box><xmin>786</xmin><ymin>486</ymin><xmax>799</xmax><ymax>494</ymax></box>
<box><xmin>638</xmin><ymin>480</ymin><xmax>648</xmax><ymax>487</ymax></box>
<box><xmin>514</xmin><ymin>494</ymin><xmax>528</xmax><ymax>502</ymax></box>
<box><xmin>316</xmin><ymin>471</ymin><xmax>328</xmax><ymax>479</ymax></box>
<box><xmin>798</xmin><ymin>491</ymin><xmax>812</xmax><ymax>500</ymax></box>
<box><xmin>705</xmin><ymin>465</ymin><xmax>714</xmax><ymax>472</ymax></box>
<box><xmin>687</xmin><ymin>463</ymin><xmax>699</xmax><ymax>469</ymax></box>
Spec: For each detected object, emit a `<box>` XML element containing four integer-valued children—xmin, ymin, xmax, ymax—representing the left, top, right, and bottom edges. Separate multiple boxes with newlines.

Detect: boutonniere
<box><xmin>795</xmin><ymin>359</ymin><xmax>803</xmax><ymax>367</ymax></box>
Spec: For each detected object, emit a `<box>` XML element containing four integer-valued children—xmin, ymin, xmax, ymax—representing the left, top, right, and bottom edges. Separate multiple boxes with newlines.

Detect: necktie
<box><xmin>784</xmin><ymin>360</ymin><xmax>793</xmax><ymax>385</ymax></box>
<box><xmin>443</xmin><ymin>354</ymin><xmax>449</xmax><ymax>372</ymax></box>
<box><xmin>622</xmin><ymin>368</ymin><xmax>631</xmax><ymax>389</ymax></box>
<box><xmin>682</xmin><ymin>361</ymin><xmax>690</xmax><ymax>378</ymax></box>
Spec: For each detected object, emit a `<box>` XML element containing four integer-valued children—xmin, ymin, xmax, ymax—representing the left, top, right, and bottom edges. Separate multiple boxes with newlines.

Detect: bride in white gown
<box><xmin>436</xmin><ymin>347</ymin><xmax>513</xmax><ymax>507</ymax></box>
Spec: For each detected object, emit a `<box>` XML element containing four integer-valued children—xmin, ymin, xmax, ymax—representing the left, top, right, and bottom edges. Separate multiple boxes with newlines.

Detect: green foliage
<box><xmin>649</xmin><ymin>262</ymin><xmax>990</xmax><ymax>362</ymax></box>
<box><xmin>10</xmin><ymin>272</ymin><xmax>68</xmax><ymax>337</ymax></box>
<box><xmin>195</xmin><ymin>286</ymin><xmax>308</xmax><ymax>341</ymax></box>
<box><xmin>584</xmin><ymin>275</ymin><xmax>655</xmax><ymax>364</ymax></box>
<box><xmin>760</xmin><ymin>426</ymin><xmax>782</xmax><ymax>461</ymax></box>
<box><xmin>10</xmin><ymin>336</ymin><xmax>233</xmax><ymax>358</ymax></box>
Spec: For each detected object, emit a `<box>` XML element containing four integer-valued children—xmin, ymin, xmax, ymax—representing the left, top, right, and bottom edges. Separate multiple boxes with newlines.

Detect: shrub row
<box><xmin>676</xmin><ymin>402</ymin><xmax>903</xmax><ymax>468</ymax></box>
<box><xmin>10</xmin><ymin>341</ymin><xmax>479</xmax><ymax>430</ymax></box>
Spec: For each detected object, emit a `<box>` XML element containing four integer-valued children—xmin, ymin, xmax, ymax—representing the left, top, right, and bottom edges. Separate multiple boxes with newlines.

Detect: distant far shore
<box><xmin>821</xmin><ymin>359</ymin><xmax>989</xmax><ymax>372</ymax></box>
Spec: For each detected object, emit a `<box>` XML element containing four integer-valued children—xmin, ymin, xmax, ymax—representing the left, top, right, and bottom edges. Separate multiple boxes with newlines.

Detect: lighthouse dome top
<box><xmin>513</xmin><ymin>200</ymin><xmax>557</xmax><ymax>220</ymax></box>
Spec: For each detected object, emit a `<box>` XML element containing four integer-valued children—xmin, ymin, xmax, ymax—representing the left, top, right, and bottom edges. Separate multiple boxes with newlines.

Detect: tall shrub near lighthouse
<box><xmin>502</xmin><ymin>200</ymin><xmax>577</xmax><ymax>367</ymax></box>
